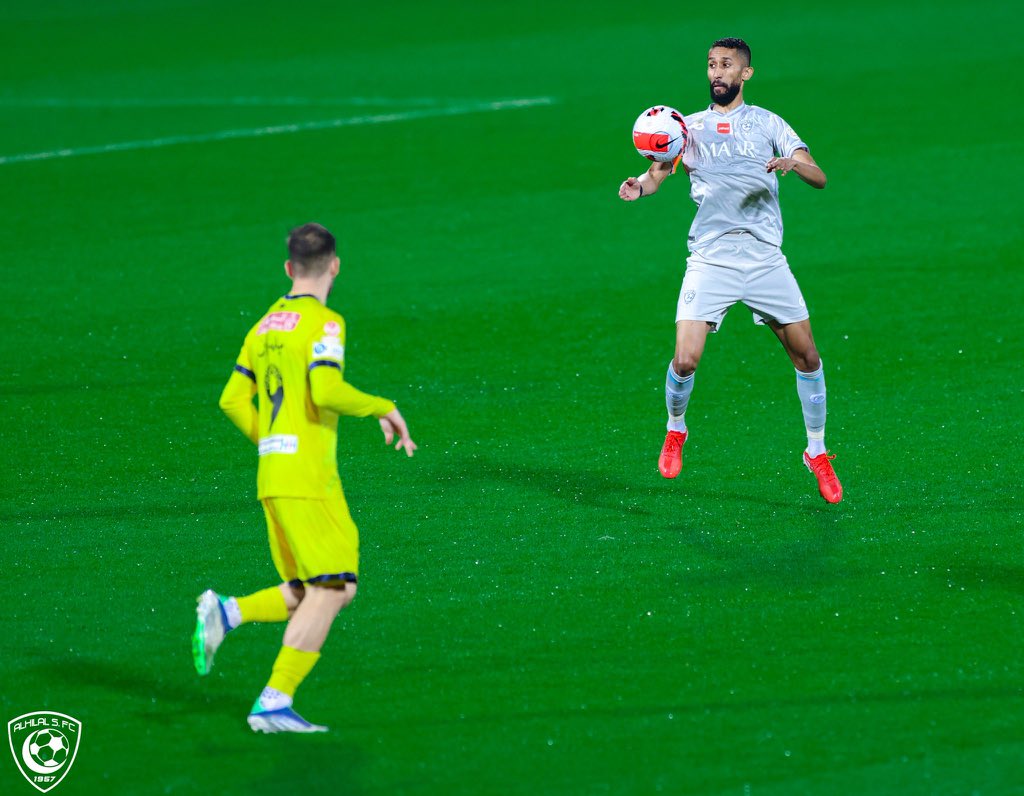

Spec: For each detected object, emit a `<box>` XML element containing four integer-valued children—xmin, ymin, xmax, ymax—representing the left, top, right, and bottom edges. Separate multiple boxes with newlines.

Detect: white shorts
<box><xmin>676</xmin><ymin>231</ymin><xmax>809</xmax><ymax>330</ymax></box>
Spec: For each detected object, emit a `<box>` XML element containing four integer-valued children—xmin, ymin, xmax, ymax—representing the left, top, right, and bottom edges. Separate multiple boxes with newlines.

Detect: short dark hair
<box><xmin>286</xmin><ymin>223</ymin><xmax>336</xmax><ymax>275</ymax></box>
<box><xmin>711</xmin><ymin>37</ymin><xmax>751</xmax><ymax>65</ymax></box>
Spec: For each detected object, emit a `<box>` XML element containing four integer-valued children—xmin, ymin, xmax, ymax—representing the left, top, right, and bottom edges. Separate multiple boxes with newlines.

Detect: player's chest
<box><xmin>686</xmin><ymin>119</ymin><xmax>772</xmax><ymax>167</ymax></box>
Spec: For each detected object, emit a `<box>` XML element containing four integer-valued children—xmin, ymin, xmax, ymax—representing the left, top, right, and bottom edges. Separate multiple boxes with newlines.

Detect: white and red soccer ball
<box><xmin>632</xmin><ymin>105</ymin><xmax>688</xmax><ymax>162</ymax></box>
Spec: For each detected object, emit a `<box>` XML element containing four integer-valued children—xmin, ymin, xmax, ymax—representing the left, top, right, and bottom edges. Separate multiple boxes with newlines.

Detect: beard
<box><xmin>710</xmin><ymin>80</ymin><xmax>741</xmax><ymax>106</ymax></box>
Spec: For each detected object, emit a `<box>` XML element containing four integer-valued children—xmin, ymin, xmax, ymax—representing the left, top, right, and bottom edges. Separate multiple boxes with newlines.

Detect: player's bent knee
<box><xmin>283</xmin><ymin>581</ymin><xmax>306</xmax><ymax>605</ymax></box>
<box><xmin>672</xmin><ymin>356</ymin><xmax>699</xmax><ymax>377</ymax></box>
<box><xmin>794</xmin><ymin>349</ymin><xmax>821</xmax><ymax>372</ymax></box>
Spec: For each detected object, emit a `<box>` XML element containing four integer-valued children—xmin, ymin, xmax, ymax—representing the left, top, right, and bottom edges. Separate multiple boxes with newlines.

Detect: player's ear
<box><xmin>330</xmin><ymin>256</ymin><xmax>340</xmax><ymax>277</ymax></box>
<box><xmin>284</xmin><ymin>260</ymin><xmax>294</xmax><ymax>278</ymax></box>
<box><xmin>742</xmin><ymin>65</ymin><xmax>754</xmax><ymax>81</ymax></box>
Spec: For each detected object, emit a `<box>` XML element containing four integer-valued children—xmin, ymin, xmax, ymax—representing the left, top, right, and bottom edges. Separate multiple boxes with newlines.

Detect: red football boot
<box><xmin>803</xmin><ymin>451</ymin><xmax>843</xmax><ymax>504</ymax></box>
<box><xmin>658</xmin><ymin>430</ymin><xmax>687</xmax><ymax>479</ymax></box>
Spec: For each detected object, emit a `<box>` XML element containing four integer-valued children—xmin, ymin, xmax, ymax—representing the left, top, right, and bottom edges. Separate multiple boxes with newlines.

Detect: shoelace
<box><xmin>663</xmin><ymin>433</ymin><xmax>684</xmax><ymax>453</ymax></box>
<box><xmin>809</xmin><ymin>453</ymin><xmax>837</xmax><ymax>477</ymax></box>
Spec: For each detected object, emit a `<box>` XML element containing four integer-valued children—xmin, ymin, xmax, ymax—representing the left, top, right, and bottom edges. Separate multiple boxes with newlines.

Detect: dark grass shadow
<box><xmin>447</xmin><ymin>455</ymin><xmax>846</xmax><ymax>587</ymax></box>
<box><xmin>678</xmin><ymin>479</ymin><xmax>843</xmax><ymax>513</ymax></box>
<box><xmin>446</xmin><ymin>460</ymin><xmax>655</xmax><ymax>517</ymax></box>
<box><xmin>669</xmin><ymin>530</ymin><xmax>844</xmax><ymax>590</ymax></box>
<box><xmin>243</xmin><ymin>736</ymin><xmax>367</xmax><ymax>795</ymax></box>
<box><xmin>452</xmin><ymin>450</ymin><xmax>843</xmax><ymax>524</ymax></box>
<box><xmin>4</xmin><ymin>498</ymin><xmax>253</xmax><ymax>524</ymax></box>
<box><xmin>363</xmin><ymin>683</ymin><xmax>1024</xmax><ymax>732</ymax></box>
<box><xmin>445</xmin><ymin>457</ymin><xmax>824</xmax><ymax>517</ymax></box>
<box><xmin>917</xmin><ymin>494</ymin><xmax>1022</xmax><ymax>515</ymax></box>
<box><xmin>452</xmin><ymin>446</ymin><xmax>835</xmax><ymax>516</ymax></box>
<box><xmin>660</xmin><ymin>483</ymin><xmax>846</xmax><ymax>588</ymax></box>
<box><xmin>23</xmin><ymin>653</ymin><xmax>243</xmax><ymax>718</ymax></box>
<box><xmin>934</xmin><ymin>561</ymin><xmax>1024</xmax><ymax>597</ymax></box>
<box><xmin>21</xmin><ymin>652</ymin><xmax>368</xmax><ymax>794</ymax></box>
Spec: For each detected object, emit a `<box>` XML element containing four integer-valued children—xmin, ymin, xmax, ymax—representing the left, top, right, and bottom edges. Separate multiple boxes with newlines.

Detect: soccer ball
<box><xmin>632</xmin><ymin>105</ymin><xmax>688</xmax><ymax>162</ymax></box>
<box><xmin>28</xmin><ymin>729</ymin><xmax>69</xmax><ymax>768</ymax></box>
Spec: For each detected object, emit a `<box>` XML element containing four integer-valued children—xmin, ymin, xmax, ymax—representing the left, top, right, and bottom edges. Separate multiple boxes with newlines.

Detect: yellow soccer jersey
<box><xmin>219</xmin><ymin>294</ymin><xmax>395</xmax><ymax>499</ymax></box>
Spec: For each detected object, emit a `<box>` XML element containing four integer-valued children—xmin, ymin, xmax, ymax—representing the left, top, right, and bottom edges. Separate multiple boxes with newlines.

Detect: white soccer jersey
<box><xmin>680</xmin><ymin>103</ymin><xmax>807</xmax><ymax>253</ymax></box>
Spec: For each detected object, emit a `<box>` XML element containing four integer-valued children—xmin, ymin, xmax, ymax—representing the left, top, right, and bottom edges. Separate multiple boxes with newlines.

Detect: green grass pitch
<box><xmin>2</xmin><ymin>1</ymin><xmax>1022</xmax><ymax>794</ymax></box>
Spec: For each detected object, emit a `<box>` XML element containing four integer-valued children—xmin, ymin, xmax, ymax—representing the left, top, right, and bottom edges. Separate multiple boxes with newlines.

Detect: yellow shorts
<box><xmin>261</xmin><ymin>495</ymin><xmax>359</xmax><ymax>586</ymax></box>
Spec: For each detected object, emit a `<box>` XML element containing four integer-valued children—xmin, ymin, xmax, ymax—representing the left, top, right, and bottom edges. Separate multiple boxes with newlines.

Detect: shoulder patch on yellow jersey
<box><xmin>312</xmin><ymin>337</ymin><xmax>344</xmax><ymax>361</ymax></box>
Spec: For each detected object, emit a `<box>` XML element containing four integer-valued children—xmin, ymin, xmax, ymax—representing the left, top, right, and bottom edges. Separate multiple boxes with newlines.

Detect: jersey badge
<box><xmin>257</xmin><ymin>312</ymin><xmax>301</xmax><ymax>335</ymax></box>
<box><xmin>258</xmin><ymin>435</ymin><xmax>299</xmax><ymax>455</ymax></box>
<box><xmin>312</xmin><ymin>337</ymin><xmax>345</xmax><ymax>361</ymax></box>
<box><xmin>323</xmin><ymin>321</ymin><xmax>341</xmax><ymax>336</ymax></box>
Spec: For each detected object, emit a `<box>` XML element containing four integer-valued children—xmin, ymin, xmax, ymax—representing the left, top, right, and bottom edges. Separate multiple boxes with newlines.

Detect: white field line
<box><xmin>0</xmin><ymin>96</ymin><xmax>555</xmax><ymax>166</ymax></box>
<box><xmin>0</xmin><ymin>96</ymin><xmax>453</xmax><ymax>108</ymax></box>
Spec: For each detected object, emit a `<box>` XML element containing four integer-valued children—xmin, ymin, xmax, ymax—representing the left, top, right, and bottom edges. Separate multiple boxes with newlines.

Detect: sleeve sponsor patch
<box><xmin>258</xmin><ymin>435</ymin><xmax>299</xmax><ymax>455</ymax></box>
<box><xmin>311</xmin><ymin>337</ymin><xmax>345</xmax><ymax>361</ymax></box>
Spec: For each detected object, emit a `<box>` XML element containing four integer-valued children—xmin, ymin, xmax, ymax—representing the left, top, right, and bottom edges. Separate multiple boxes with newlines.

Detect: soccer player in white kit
<box><xmin>618</xmin><ymin>37</ymin><xmax>842</xmax><ymax>503</ymax></box>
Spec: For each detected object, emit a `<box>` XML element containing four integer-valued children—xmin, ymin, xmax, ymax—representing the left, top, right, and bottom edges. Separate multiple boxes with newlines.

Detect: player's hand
<box><xmin>379</xmin><ymin>408</ymin><xmax>417</xmax><ymax>457</ymax></box>
<box><xmin>766</xmin><ymin>157</ymin><xmax>797</xmax><ymax>176</ymax></box>
<box><xmin>619</xmin><ymin>176</ymin><xmax>642</xmax><ymax>201</ymax></box>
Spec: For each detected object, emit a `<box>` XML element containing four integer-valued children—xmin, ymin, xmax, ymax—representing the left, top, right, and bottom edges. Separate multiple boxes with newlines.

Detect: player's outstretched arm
<box><xmin>310</xmin><ymin>365</ymin><xmax>395</xmax><ymax>418</ymax></box>
<box><xmin>379</xmin><ymin>408</ymin><xmax>416</xmax><ymax>457</ymax></box>
<box><xmin>766</xmin><ymin>149</ymin><xmax>827</xmax><ymax>189</ymax></box>
<box><xmin>619</xmin><ymin>160</ymin><xmax>674</xmax><ymax>201</ymax></box>
<box><xmin>309</xmin><ymin>366</ymin><xmax>415</xmax><ymax>455</ymax></box>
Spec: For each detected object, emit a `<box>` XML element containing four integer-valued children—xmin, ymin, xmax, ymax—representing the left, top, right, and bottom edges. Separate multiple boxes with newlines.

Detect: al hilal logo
<box><xmin>8</xmin><ymin>713</ymin><xmax>82</xmax><ymax>793</ymax></box>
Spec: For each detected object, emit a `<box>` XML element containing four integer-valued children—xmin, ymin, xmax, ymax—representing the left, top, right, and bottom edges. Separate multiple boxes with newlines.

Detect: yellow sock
<box><xmin>235</xmin><ymin>586</ymin><xmax>290</xmax><ymax>624</ymax></box>
<box><xmin>267</xmin><ymin>646</ymin><xmax>321</xmax><ymax>698</ymax></box>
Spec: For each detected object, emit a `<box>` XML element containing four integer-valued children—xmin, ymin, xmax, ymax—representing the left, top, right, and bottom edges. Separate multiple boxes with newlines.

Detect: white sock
<box><xmin>806</xmin><ymin>436</ymin><xmax>826</xmax><ymax>458</ymax></box>
<box><xmin>795</xmin><ymin>362</ymin><xmax>827</xmax><ymax>456</ymax></box>
<box><xmin>666</xmin><ymin>363</ymin><xmax>694</xmax><ymax>433</ymax></box>
<box><xmin>258</xmin><ymin>687</ymin><xmax>292</xmax><ymax>711</ymax></box>
<box><xmin>222</xmin><ymin>597</ymin><xmax>242</xmax><ymax>630</ymax></box>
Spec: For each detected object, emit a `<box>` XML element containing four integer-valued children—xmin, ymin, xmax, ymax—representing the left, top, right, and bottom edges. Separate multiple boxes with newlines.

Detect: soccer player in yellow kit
<box><xmin>192</xmin><ymin>222</ymin><xmax>415</xmax><ymax>733</ymax></box>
